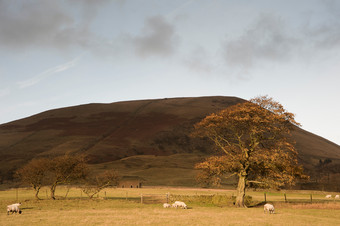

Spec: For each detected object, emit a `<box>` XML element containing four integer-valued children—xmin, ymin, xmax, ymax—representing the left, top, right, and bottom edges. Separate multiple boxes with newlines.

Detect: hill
<box><xmin>1</xmin><ymin>96</ymin><xmax>340</xmax><ymax>187</ymax></box>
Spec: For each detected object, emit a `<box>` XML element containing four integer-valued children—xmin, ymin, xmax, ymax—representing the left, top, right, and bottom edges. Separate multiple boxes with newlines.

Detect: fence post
<box><xmin>141</xmin><ymin>194</ymin><xmax>143</xmax><ymax>204</ymax></box>
<box><xmin>126</xmin><ymin>191</ymin><xmax>128</xmax><ymax>201</ymax></box>
<box><xmin>310</xmin><ymin>194</ymin><xmax>313</xmax><ymax>203</ymax></box>
<box><xmin>284</xmin><ymin>193</ymin><xmax>287</xmax><ymax>203</ymax></box>
<box><xmin>264</xmin><ymin>193</ymin><xmax>267</xmax><ymax>202</ymax></box>
<box><xmin>166</xmin><ymin>193</ymin><xmax>169</xmax><ymax>203</ymax></box>
<box><xmin>16</xmin><ymin>188</ymin><xmax>18</xmax><ymax>202</ymax></box>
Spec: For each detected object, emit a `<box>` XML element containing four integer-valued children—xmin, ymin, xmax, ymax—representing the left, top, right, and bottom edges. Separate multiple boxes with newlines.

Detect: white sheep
<box><xmin>7</xmin><ymin>204</ymin><xmax>22</xmax><ymax>215</ymax></box>
<box><xmin>263</xmin><ymin>203</ymin><xmax>275</xmax><ymax>214</ymax></box>
<box><xmin>173</xmin><ymin>201</ymin><xmax>187</xmax><ymax>209</ymax></box>
<box><xmin>325</xmin><ymin>195</ymin><xmax>332</xmax><ymax>199</ymax></box>
<box><xmin>163</xmin><ymin>203</ymin><xmax>171</xmax><ymax>208</ymax></box>
<box><xmin>335</xmin><ymin>195</ymin><xmax>340</xmax><ymax>199</ymax></box>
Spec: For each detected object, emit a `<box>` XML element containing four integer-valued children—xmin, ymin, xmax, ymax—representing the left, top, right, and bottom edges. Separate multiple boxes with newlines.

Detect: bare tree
<box><xmin>16</xmin><ymin>158</ymin><xmax>49</xmax><ymax>200</ymax></box>
<box><xmin>81</xmin><ymin>170</ymin><xmax>120</xmax><ymax>199</ymax></box>
<box><xmin>47</xmin><ymin>154</ymin><xmax>88</xmax><ymax>200</ymax></box>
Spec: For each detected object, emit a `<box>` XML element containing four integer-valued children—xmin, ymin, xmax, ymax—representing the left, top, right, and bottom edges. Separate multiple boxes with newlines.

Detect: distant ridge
<box><xmin>1</xmin><ymin>96</ymin><xmax>340</xmax><ymax>187</ymax></box>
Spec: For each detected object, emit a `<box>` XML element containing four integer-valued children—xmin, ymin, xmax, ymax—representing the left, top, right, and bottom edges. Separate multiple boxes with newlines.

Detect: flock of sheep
<box><xmin>163</xmin><ymin>201</ymin><xmax>188</xmax><ymax>209</ymax></box>
<box><xmin>325</xmin><ymin>194</ymin><xmax>340</xmax><ymax>199</ymax></box>
<box><xmin>6</xmin><ymin>195</ymin><xmax>340</xmax><ymax>215</ymax></box>
<box><xmin>262</xmin><ymin>194</ymin><xmax>340</xmax><ymax>214</ymax></box>
<box><xmin>163</xmin><ymin>201</ymin><xmax>276</xmax><ymax>214</ymax></box>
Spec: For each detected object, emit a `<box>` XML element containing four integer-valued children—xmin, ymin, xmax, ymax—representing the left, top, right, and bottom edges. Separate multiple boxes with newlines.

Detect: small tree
<box><xmin>193</xmin><ymin>96</ymin><xmax>308</xmax><ymax>207</ymax></box>
<box><xmin>81</xmin><ymin>170</ymin><xmax>120</xmax><ymax>199</ymax></box>
<box><xmin>16</xmin><ymin>158</ymin><xmax>49</xmax><ymax>200</ymax></box>
<box><xmin>47</xmin><ymin>154</ymin><xmax>88</xmax><ymax>200</ymax></box>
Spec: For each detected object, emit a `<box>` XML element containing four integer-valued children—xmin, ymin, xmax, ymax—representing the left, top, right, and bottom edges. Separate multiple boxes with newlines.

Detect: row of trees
<box><xmin>15</xmin><ymin>154</ymin><xmax>119</xmax><ymax>200</ymax></box>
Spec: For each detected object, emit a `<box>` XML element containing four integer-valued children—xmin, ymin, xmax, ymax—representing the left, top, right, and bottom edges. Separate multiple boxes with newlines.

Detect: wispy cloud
<box><xmin>223</xmin><ymin>13</ymin><xmax>298</xmax><ymax>73</ymax></box>
<box><xmin>17</xmin><ymin>57</ymin><xmax>79</xmax><ymax>89</ymax></box>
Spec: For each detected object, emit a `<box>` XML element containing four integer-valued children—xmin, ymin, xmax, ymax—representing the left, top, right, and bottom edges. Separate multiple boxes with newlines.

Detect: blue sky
<box><xmin>1</xmin><ymin>0</ymin><xmax>340</xmax><ymax>145</ymax></box>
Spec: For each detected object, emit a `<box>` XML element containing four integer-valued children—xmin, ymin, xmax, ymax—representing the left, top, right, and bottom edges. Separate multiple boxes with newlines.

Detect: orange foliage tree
<box><xmin>193</xmin><ymin>96</ymin><xmax>307</xmax><ymax>207</ymax></box>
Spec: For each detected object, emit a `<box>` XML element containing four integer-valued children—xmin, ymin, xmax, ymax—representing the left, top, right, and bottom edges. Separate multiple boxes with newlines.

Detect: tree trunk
<box><xmin>50</xmin><ymin>183</ymin><xmax>57</xmax><ymax>200</ymax></box>
<box><xmin>35</xmin><ymin>187</ymin><xmax>41</xmax><ymax>200</ymax></box>
<box><xmin>235</xmin><ymin>173</ymin><xmax>247</xmax><ymax>208</ymax></box>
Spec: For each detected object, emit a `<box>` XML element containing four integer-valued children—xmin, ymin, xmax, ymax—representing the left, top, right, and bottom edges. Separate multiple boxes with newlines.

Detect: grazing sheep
<box><xmin>163</xmin><ymin>203</ymin><xmax>171</xmax><ymax>208</ymax></box>
<box><xmin>325</xmin><ymin>195</ymin><xmax>332</xmax><ymax>199</ymax></box>
<box><xmin>264</xmin><ymin>203</ymin><xmax>275</xmax><ymax>214</ymax></box>
<box><xmin>173</xmin><ymin>201</ymin><xmax>187</xmax><ymax>209</ymax></box>
<box><xmin>7</xmin><ymin>204</ymin><xmax>22</xmax><ymax>215</ymax></box>
<box><xmin>335</xmin><ymin>195</ymin><xmax>340</xmax><ymax>199</ymax></box>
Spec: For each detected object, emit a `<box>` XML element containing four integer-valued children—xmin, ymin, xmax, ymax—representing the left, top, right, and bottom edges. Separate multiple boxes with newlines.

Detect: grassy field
<box><xmin>1</xmin><ymin>186</ymin><xmax>340</xmax><ymax>225</ymax></box>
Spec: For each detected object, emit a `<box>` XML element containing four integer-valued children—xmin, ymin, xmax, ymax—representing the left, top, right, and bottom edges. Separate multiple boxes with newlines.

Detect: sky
<box><xmin>1</xmin><ymin>0</ymin><xmax>340</xmax><ymax>145</ymax></box>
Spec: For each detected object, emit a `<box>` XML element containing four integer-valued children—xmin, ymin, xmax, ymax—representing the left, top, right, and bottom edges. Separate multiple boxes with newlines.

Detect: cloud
<box><xmin>0</xmin><ymin>0</ymin><xmax>113</xmax><ymax>51</ymax></box>
<box><xmin>132</xmin><ymin>15</ymin><xmax>179</xmax><ymax>57</ymax></box>
<box><xmin>0</xmin><ymin>1</ymin><xmax>70</xmax><ymax>49</ymax></box>
<box><xmin>223</xmin><ymin>13</ymin><xmax>299</xmax><ymax>72</ymax></box>
<box><xmin>302</xmin><ymin>0</ymin><xmax>340</xmax><ymax>50</ymax></box>
<box><xmin>0</xmin><ymin>1</ymin><xmax>178</xmax><ymax>60</ymax></box>
<box><xmin>17</xmin><ymin>57</ymin><xmax>79</xmax><ymax>89</ymax></box>
<box><xmin>222</xmin><ymin>2</ymin><xmax>340</xmax><ymax>75</ymax></box>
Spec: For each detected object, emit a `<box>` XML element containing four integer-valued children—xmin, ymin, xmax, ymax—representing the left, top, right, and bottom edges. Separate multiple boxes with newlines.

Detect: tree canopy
<box><xmin>193</xmin><ymin>96</ymin><xmax>307</xmax><ymax>207</ymax></box>
<box><xmin>16</xmin><ymin>158</ymin><xmax>49</xmax><ymax>199</ymax></box>
<box><xmin>16</xmin><ymin>154</ymin><xmax>89</xmax><ymax>200</ymax></box>
<box><xmin>47</xmin><ymin>154</ymin><xmax>88</xmax><ymax>199</ymax></box>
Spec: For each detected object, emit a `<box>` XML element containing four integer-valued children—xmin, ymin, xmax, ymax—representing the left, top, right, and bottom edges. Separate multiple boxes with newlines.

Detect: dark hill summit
<box><xmin>1</xmin><ymin>96</ymin><xmax>340</xmax><ymax>187</ymax></box>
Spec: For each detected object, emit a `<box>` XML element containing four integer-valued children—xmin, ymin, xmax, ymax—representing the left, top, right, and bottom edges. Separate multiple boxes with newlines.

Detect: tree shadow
<box><xmin>247</xmin><ymin>201</ymin><xmax>266</xmax><ymax>208</ymax></box>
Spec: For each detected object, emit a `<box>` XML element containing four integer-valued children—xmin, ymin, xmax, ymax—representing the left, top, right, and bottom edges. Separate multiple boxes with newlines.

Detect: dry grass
<box><xmin>2</xmin><ymin>203</ymin><xmax>340</xmax><ymax>226</ymax></box>
<box><xmin>1</xmin><ymin>187</ymin><xmax>340</xmax><ymax>225</ymax></box>
<box><xmin>290</xmin><ymin>203</ymin><xmax>340</xmax><ymax>209</ymax></box>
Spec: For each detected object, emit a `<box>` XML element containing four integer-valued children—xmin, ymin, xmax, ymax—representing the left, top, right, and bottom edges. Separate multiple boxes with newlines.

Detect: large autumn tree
<box><xmin>193</xmin><ymin>96</ymin><xmax>307</xmax><ymax>207</ymax></box>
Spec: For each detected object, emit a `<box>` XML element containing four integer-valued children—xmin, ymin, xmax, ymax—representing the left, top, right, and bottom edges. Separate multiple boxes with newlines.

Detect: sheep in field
<box><xmin>172</xmin><ymin>201</ymin><xmax>187</xmax><ymax>209</ymax></box>
<box><xmin>325</xmin><ymin>195</ymin><xmax>332</xmax><ymax>199</ymax></box>
<box><xmin>163</xmin><ymin>203</ymin><xmax>171</xmax><ymax>208</ymax></box>
<box><xmin>335</xmin><ymin>195</ymin><xmax>340</xmax><ymax>199</ymax></box>
<box><xmin>264</xmin><ymin>203</ymin><xmax>275</xmax><ymax>214</ymax></box>
<box><xmin>7</xmin><ymin>203</ymin><xmax>22</xmax><ymax>215</ymax></box>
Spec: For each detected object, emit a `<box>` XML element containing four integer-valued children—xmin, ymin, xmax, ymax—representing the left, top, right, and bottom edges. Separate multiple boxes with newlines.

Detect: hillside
<box><xmin>1</xmin><ymin>96</ymin><xmax>340</xmax><ymax>187</ymax></box>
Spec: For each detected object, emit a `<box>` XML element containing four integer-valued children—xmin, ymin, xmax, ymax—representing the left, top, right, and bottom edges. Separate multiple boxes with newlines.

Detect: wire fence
<box><xmin>4</xmin><ymin>187</ymin><xmax>340</xmax><ymax>206</ymax></box>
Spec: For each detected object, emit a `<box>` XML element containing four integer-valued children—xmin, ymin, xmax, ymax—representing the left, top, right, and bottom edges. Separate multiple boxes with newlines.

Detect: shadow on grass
<box><xmin>247</xmin><ymin>201</ymin><xmax>267</xmax><ymax>208</ymax></box>
<box><xmin>21</xmin><ymin>207</ymin><xmax>34</xmax><ymax>210</ymax></box>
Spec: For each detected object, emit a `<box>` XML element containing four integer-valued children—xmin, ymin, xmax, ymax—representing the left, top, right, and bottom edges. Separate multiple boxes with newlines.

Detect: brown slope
<box><xmin>0</xmin><ymin>96</ymin><xmax>340</xmax><ymax>186</ymax></box>
<box><xmin>0</xmin><ymin>96</ymin><xmax>242</xmax><ymax>180</ymax></box>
